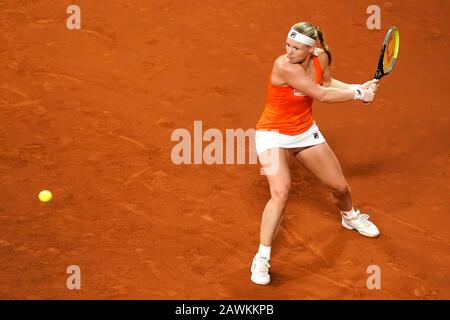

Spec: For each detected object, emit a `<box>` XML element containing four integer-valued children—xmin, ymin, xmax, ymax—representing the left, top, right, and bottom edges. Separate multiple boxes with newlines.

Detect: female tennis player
<box><xmin>251</xmin><ymin>22</ymin><xmax>380</xmax><ymax>285</ymax></box>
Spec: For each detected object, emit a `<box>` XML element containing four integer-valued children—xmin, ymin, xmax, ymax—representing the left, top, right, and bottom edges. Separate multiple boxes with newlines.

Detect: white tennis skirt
<box><xmin>255</xmin><ymin>122</ymin><xmax>326</xmax><ymax>156</ymax></box>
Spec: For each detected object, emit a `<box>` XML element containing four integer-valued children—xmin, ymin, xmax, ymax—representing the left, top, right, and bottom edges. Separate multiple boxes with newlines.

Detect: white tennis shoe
<box><xmin>250</xmin><ymin>256</ymin><xmax>271</xmax><ymax>285</ymax></box>
<box><xmin>341</xmin><ymin>210</ymin><xmax>380</xmax><ymax>237</ymax></box>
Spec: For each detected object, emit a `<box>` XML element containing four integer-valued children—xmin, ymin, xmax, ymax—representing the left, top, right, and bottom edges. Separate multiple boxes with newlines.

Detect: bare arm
<box><xmin>329</xmin><ymin>78</ymin><xmax>379</xmax><ymax>91</ymax></box>
<box><xmin>283</xmin><ymin>65</ymin><xmax>355</xmax><ymax>103</ymax></box>
<box><xmin>320</xmin><ymin>51</ymin><xmax>379</xmax><ymax>92</ymax></box>
<box><xmin>329</xmin><ymin>78</ymin><xmax>352</xmax><ymax>89</ymax></box>
<box><xmin>281</xmin><ymin>63</ymin><xmax>370</xmax><ymax>103</ymax></box>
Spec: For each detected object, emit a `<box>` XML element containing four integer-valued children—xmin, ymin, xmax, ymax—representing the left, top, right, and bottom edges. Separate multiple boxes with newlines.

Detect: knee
<box><xmin>270</xmin><ymin>184</ymin><xmax>291</xmax><ymax>204</ymax></box>
<box><xmin>330</xmin><ymin>182</ymin><xmax>350</xmax><ymax>197</ymax></box>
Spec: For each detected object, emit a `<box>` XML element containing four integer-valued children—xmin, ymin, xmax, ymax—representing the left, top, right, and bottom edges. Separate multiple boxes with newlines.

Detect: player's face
<box><xmin>285</xmin><ymin>39</ymin><xmax>313</xmax><ymax>63</ymax></box>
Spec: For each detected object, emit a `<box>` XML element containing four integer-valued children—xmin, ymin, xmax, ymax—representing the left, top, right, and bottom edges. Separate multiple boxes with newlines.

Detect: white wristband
<box><xmin>352</xmin><ymin>87</ymin><xmax>364</xmax><ymax>100</ymax></box>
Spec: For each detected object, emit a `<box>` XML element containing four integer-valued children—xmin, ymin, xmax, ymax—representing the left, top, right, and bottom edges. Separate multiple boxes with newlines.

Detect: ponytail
<box><xmin>316</xmin><ymin>26</ymin><xmax>332</xmax><ymax>64</ymax></box>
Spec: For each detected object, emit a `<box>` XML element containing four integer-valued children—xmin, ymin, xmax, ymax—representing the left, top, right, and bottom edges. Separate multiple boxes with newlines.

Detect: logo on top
<box><xmin>289</xmin><ymin>32</ymin><xmax>296</xmax><ymax>38</ymax></box>
<box><xmin>293</xmin><ymin>89</ymin><xmax>305</xmax><ymax>96</ymax></box>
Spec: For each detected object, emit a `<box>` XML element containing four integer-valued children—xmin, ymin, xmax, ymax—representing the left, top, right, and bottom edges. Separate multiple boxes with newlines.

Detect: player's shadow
<box><xmin>304</xmin><ymin>228</ymin><xmax>349</xmax><ymax>270</ymax></box>
<box><xmin>341</xmin><ymin>159</ymin><xmax>388</xmax><ymax>179</ymax></box>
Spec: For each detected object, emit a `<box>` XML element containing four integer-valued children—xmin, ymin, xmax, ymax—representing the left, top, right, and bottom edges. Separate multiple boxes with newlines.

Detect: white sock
<box><xmin>256</xmin><ymin>244</ymin><xmax>271</xmax><ymax>260</ymax></box>
<box><xmin>342</xmin><ymin>207</ymin><xmax>356</xmax><ymax>219</ymax></box>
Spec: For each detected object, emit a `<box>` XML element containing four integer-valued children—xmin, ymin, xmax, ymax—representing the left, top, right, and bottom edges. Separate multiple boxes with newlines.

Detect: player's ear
<box><xmin>309</xmin><ymin>46</ymin><xmax>315</xmax><ymax>54</ymax></box>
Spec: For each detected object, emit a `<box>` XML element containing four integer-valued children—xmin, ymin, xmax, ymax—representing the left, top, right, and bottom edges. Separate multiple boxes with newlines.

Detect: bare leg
<box><xmin>258</xmin><ymin>148</ymin><xmax>291</xmax><ymax>246</ymax></box>
<box><xmin>294</xmin><ymin>142</ymin><xmax>353</xmax><ymax>212</ymax></box>
<box><xmin>294</xmin><ymin>142</ymin><xmax>380</xmax><ymax>237</ymax></box>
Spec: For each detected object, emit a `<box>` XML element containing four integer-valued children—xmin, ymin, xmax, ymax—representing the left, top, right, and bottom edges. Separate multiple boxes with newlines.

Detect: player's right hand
<box><xmin>362</xmin><ymin>88</ymin><xmax>375</xmax><ymax>103</ymax></box>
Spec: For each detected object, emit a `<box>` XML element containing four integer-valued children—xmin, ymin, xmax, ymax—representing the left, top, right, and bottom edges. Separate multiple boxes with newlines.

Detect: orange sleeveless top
<box><xmin>256</xmin><ymin>55</ymin><xmax>323</xmax><ymax>135</ymax></box>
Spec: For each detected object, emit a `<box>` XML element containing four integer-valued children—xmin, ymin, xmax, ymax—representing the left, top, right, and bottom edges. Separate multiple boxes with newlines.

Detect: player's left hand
<box><xmin>361</xmin><ymin>79</ymin><xmax>379</xmax><ymax>93</ymax></box>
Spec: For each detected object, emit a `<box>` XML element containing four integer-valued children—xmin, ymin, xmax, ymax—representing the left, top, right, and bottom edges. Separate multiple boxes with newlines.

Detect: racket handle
<box><xmin>374</xmin><ymin>69</ymin><xmax>382</xmax><ymax>80</ymax></box>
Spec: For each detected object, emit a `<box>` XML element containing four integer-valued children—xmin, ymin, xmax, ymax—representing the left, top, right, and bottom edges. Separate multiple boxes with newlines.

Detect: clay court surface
<box><xmin>1</xmin><ymin>0</ymin><xmax>449</xmax><ymax>299</ymax></box>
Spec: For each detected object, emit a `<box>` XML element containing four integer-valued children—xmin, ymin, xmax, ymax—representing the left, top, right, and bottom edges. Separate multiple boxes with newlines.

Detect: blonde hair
<box><xmin>292</xmin><ymin>22</ymin><xmax>332</xmax><ymax>64</ymax></box>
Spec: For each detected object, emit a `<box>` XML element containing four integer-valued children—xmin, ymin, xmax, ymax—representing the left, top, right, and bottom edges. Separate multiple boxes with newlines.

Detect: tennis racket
<box><xmin>373</xmin><ymin>26</ymin><xmax>400</xmax><ymax>80</ymax></box>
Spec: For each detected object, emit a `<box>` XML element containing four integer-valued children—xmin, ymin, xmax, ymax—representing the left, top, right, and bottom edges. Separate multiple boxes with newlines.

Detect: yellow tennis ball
<box><xmin>39</xmin><ymin>190</ymin><xmax>52</xmax><ymax>203</ymax></box>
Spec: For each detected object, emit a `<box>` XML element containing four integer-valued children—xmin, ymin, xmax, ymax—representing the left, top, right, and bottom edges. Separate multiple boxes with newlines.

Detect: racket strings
<box><xmin>383</xmin><ymin>29</ymin><xmax>399</xmax><ymax>73</ymax></box>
